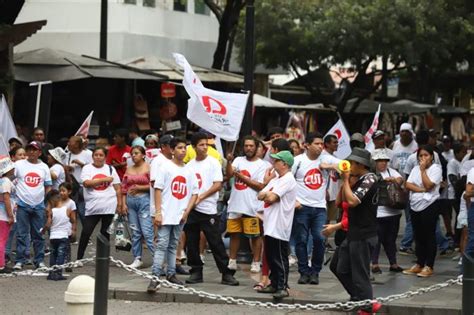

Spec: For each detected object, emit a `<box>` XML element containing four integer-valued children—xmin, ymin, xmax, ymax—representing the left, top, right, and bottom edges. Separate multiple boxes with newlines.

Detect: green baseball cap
<box><xmin>270</xmin><ymin>150</ymin><xmax>294</xmax><ymax>167</ymax></box>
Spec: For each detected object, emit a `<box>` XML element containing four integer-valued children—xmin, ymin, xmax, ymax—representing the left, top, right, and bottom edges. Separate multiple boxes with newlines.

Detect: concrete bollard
<box><xmin>64</xmin><ymin>275</ymin><xmax>95</xmax><ymax>315</ymax></box>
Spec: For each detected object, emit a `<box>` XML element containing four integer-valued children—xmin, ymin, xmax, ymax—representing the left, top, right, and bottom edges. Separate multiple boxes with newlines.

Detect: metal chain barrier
<box><xmin>0</xmin><ymin>257</ymin><xmax>95</xmax><ymax>278</ymax></box>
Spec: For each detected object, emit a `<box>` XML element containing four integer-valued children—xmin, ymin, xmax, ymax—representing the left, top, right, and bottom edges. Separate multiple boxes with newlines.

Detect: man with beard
<box><xmin>226</xmin><ymin>135</ymin><xmax>270</xmax><ymax>272</ymax></box>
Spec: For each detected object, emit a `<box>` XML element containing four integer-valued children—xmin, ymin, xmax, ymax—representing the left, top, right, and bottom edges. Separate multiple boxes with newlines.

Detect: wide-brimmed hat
<box><xmin>372</xmin><ymin>149</ymin><xmax>391</xmax><ymax>161</ymax></box>
<box><xmin>270</xmin><ymin>150</ymin><xmax>294</xmax><ymax>167</ymax></box>
<box><xmin>48</xmin><ymin>147</ymin><xmax>67</xmax><ymax>164</ymax></box>
<box><xmin>346</xmin><ymin>147</ymin><xmax>372</xmax><ymax>167</ymax></box>
<box><xmin>0</xmin><ymin>156</ymin><xmax>14</xmax><ymax>176</ymax></box>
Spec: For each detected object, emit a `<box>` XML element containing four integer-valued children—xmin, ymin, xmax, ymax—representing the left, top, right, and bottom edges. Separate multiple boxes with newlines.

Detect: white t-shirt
<box><xmin>461</xmin><ymin>159</ymin><xmax>474</xmax><ymax>177</ymax></box>
<box><xmin>149</xmin><ymin>153</ymin><xmax>171</xmax><ymax>216</ymax></box>
<box><xmin>145</xmin><ymin>148</ymin><xmax>161</xmax><ymax>163</ymax></box>
<box><xmin>447</xmin><ymin>159</ymin><xmax>461</xmax><ymax>199</ymax></box>
<box><xmin>320</xmin><ymin>151</ymin><xmax>341</xmax><ymax>202</ymax></box>
<box><xmin>442</xmin><ymin>149</ymin><xmax>454</xmax><ymax>162</ymax></box>
<box><xmin>227</xmin><ymin>157</ymin><xmax>269</xmax><ymax>217</ymax></box>
<box><xmin>391</xmin><ymin>139</ymin><xmax>418</xmax><ymax>175</ymax></box>
<box><xmin>50</xmin><ymin>163</ymin><xmax>65</xmax><ymax>190</ymax></box>
<box><xmin>0</xmin><ymin>177</ymin><xmax>15</xmax><ymax>222</ymax></box>
<box><xmin>466</xmin><ymin>168</ymin><xmax>474</xmax><ymax>202</ymax></box>
<box><xmin>377</xmin><ymin>168</ymin><xmax>403</xmax><ymax>218</ymax></box>
<box><xmin>67</xmin><ymin>150</ymin><xmax>93</xmax><ymax>185</ymax></box>
<box><xmin>186</xmin><ymin>156</ymin><xmax>223</xmax><ymax>215</ymax></box>
<box><xmin>457</xmin><ymin>192</ymin><xmax>468</xmax><ymax>228</ymax></box>
<box><xmin>404</xmin><ymin>151</ymin><xmax>441</xmax><ymax>176</ymax></box>
<box><xmin>407</xmin><ymin>164</ymin><xmax>442</xmax><ymax>211</ymax></box>
<box><xmin>14</xmin><ymin>159</ymin><xmax>52</xmax><ymax>206</ymax></box>
<box><xmin>154</xmin><ymin>160</ymin><xmax>198</xmax><ymax>225</ymax></box>
<box><xmin>61</xmin><ymin>198</ymin><xmax>76</xmax><ymax>235</ymax></box>
<box><xmin>292</xmin><ymin>153</ymin><xmax>330</xmax><ymax>208</ymax></box>
<box><xmin>262</xmin><ymin>172</ymin><xmax>297</xmax><ymax>241</ymax></box>
<box><xmin>81</xmin><ymin>164</ymin><xmax>120</xmax><ymax>216</ymax></box>
<box><xmin>50</xmin><ymin>206</ymin><xmax>70</xmax><ymax>239</ymax></box>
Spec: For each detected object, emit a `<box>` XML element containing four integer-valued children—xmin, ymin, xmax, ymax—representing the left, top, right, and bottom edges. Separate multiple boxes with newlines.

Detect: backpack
<box><xmin>376</xmin><ymin>169</ymin><xmax>408</xmax><ymax>210</ymax></box>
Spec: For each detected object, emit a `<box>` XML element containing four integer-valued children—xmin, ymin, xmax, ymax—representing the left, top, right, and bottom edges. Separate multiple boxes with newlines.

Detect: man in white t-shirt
<box><xmin>225</xmin><ymin>136</ymin><xmax>269</xmax><ymax>272</ymax></box>
<box><xmin>184</xmin><ymin>132</ymin><xmax>239</xmax><ymax>286</ymax></box>
<box><xmin>149</xmin><ymin>135</ymin><xmax>174</xmax><ymax>217</ymax></box>
<box><xmin>464</xmin><ymin>168</ymin><xmax>474</xmax><ymax>257</ymax></box>
<box><xmin>13</xmin><ymin>141</ymin><xmax>52</xmax><ymax>270</ymax></box>
<box><xmin>257</xmin><ymin>150</ymin><xmax>296</xmax><ymax>299</ymax></box>
<box><xmin>390</xmin><ymin>123</ymin><xmax>418</xmax><ymax>176</ymax></box>
<box><xmin>148</xmin><ymin>138</ymin><xmax>198</xmax><ymax>293</ymax></box>
<box><xmin>292</xmin><ymin>132</ymin><xmax>338</xmax><ymax>285</ymax></box>
<box><xmin>323</xmin><ymin>134</ymin><xmax>342</xmax><ymax>223</ymax></box>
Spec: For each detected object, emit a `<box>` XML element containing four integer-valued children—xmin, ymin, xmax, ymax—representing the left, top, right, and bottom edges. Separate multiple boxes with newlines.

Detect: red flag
<box><xmin>75</xmin><ymin>111</ymin><xmax>94</xmax><ymax>138</ymax></box>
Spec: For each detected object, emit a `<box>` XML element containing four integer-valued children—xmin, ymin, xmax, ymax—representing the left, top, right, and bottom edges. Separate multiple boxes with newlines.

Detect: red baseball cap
<box><xmin>26</xmin><ymin>141</ymin><xmax>41</xmax><ymax>150</ymax></box>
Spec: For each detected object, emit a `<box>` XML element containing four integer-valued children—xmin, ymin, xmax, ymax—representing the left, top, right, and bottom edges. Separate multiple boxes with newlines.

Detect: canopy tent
<box><xmin>436</xmin><ymin>105</ymin><xmax>468</xmax><ymax>114</ymax></box>
<box><xmin>254</xmin><ymin>94</ymin><xmax>333</xmax><ymax>111</ymax></box>
<box><xmin>119</xmin><ymin>56</ymin><xmax>244</xmax><ymax>84</ymax></box>
<box><xmin>14</xmin><ymin>48</ymin><xmax>168</xmax><ymax>82</ymax></box>
<box><xmin>344</xmin><ymin>98</ymin><xmax>436</xmax><ymax>114</ymax></box>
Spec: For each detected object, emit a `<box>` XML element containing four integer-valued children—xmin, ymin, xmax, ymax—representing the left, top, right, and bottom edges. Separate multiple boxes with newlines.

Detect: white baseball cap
<box><xmin>400</xmin><ymin>123</ymin><xmax>413</xmax><ymax>132</ymax></box>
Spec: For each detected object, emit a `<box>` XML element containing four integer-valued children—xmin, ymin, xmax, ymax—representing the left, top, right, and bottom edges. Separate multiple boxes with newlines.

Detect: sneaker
<box><xmin>0</xmin><ymin>266</ymin><xmax>13</xmax><ymax>274</ymax></box>
<box><xmin>357</xmin><ymin>302</ymin><xmax>382</xmax><ymax>315</ymax></box>
<box><xmin>166</xmin><ymin>274</ymin><xmax>184</xmax><ymax>285</ymax></box>
<box><xmin>227</xmin><ymin>259</ymin><xmax>237</xmax><ymax>270</ymax></box>
<box><xmin>13</xmin><ymin>263</ymin><xmax>23</xmax><ymax>271</ymax></box>
<box><xmin>389</xmin><ymin>266</ymin><xmax>404</xmax><ymax>273</ymax></box>
<box><xmin>250</xmin><ymin>261</ymin><xmax>261</xmax><ymax>273</ymax></box>
<box><xmin>399</xmin><ymin>247</ymin><xmax>414</xmax><ymax>256</ymax></box>
<box><xmin>273</xmin><ymin>289</ymin><xmax>289</xmax><ymax>299</ymax></box>
<box><xmin>175</xmin><ymin>265</ymin><xmax>190</xmax><ymax>275</ymax></box>
<box><xmin>309</xmin><ymin>273</ymin><xmax>319</xmax><ymax>285</ymax></box>
<box><xmin>417</xmin><ymin>266</ymin><xmax>434</xmax><ymax>278</ymax></box>
<box><xmin>452</xmin><ymin>253</ymin><xmax>461</xmax><ymax>261</ymax></box>
<box><xmin>403</xmin><ymin>264</ymin><xmax>423</xmax><ymax>275</ymax></box>
<box><xmin>200</xmin><ymin>254</ymin><xmax>205</xmax><ymax>265</ymax></box>
<box><xmin>129</xmin><ymin>258</ymin><xmax>143</xmax><ymax>269</ymax></box>
<box><xmin>440</xmin><ymin>248</ymin><xmax>454</xmax><ymax>257</ymax></box>
<box><xmin>221</xmin><ymin>273</ymin><xmax>239</xmax><ymax>286</ymax></box>
<box><xmin>297</xmin><ymin>274</ymin><xmax>310</xmax><ymax>284</ymax></box>
<box><xmin>36</xmin><ymin>262</ymin><xmax>47</xmax><ymax>270</ymax></box>
<box><xmin>75</xmin><ymin>261</ymin><xmax>84</xmax><ymax>268</ymax></box>
<box><xmin>44</xmin><ymin>248</ymin><xmax>50</xmax><ymax>256</ymax></box>
<box><xmin>371</xmin><ymin>266</ymin><xmax>382</xmax><ymax>274</ymax></box>
<box><xmin>24</xmin><ymin>259</ymin><xmax>33</xmax><ymax>266</ymax></box>
<box><xmin>147</xmin><ymin>279</ymin><xmax>160</xmax><ymax>293</ymax></box>
<box><xmin>288</xmin><ymin>255</ymin><xmax>297</xmax><ymax>267</ymax></box>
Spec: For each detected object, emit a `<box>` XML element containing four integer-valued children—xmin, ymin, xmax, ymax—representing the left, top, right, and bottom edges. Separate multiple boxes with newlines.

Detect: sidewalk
<box><xmin>108</xmin><ymin>247</ymin><xmax>463</xmax><ymax>315</ymax></box>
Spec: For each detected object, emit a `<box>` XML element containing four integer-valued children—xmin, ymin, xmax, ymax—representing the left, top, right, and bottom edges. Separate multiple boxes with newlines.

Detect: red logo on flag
<box><xmin>171</xmin><ymin>176</ymin><xmax>187</xmax><ymax>200</ymax></box>
<box><xmin>235</xmin><ymin>170</ymin><xmax>251</xmax><ymax>190</ymax></box>
<box><xmin>202</xmin><ymin>95</ymin><xmax>227</xmax><ymax>115</ymax></box>
<box><xmin>196</xmin><ymin>173</ymin><xmax>202</xmax><ymax>189</ymax></box>
<box><xmin>304</xmin><ymin>168</ymin><xmax>323</xmax><ymax>190</ymax></box>
<box><xmin>334</xmin><ymin>129</ymin><xmax>342</xmax><ymax>139</ymax></box>
<box><xmin>24</xmin><ymin>172</ymin><xmax>41</xmax><ymax>188</ymax></box>
<box><xmin>92</xmin><ymin>174</ymin><xmax>110</xmax><ymax>191</ymax></box>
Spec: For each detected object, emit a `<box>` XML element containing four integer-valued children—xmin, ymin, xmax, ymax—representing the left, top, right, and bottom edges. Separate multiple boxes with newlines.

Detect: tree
<box><xmin>235</xmin><ymin>0</ymin><xmax>474</xmax><ymax>114</ymax></box>
<box><xmin>204</xmin><ymin>0</ymin><xmax>245</xmax><ymax>70</ymax></box>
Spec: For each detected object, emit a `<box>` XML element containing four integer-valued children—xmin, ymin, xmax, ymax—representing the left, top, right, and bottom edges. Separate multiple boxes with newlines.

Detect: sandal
<box><xmin>253</xmin><ymin>282</ymin><xmax>265</xmax><ymax>291</ymax></box>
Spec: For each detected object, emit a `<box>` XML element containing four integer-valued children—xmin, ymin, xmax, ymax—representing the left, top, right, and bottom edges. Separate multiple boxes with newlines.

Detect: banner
<box><xmin>173</xmin><ymin>53</ymin><xmax>249</xmax><ymax>141</ymax></box>
<box><xmin>325</xmin><ymin>118</ymin><xmax>351</xmax><ymax>159</ymax></box>
<box><xmin>0</xmin><ymin>95</ymin><xmax>19</xmax><ymax>155</ymax></box>
<box><xmin>364</xmin><ymin>104</ymin><xmax>381</xmax><ymax>152</ymax></box>
<box><xmin>75</xmin><ymin>111</ymin><xmax>94</xmax><ymax>138</ymax></box>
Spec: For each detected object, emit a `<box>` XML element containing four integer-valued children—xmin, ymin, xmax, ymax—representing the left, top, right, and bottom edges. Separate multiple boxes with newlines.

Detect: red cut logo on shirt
<box><xmin>92</xmin><ymin>174</ymin><xmax>110</xmax><ymax>191</ymax></box>
<box><xmin>171</xmin><ymin>176</ymin><xmax>187</xmax><ymax>200</ymax></box>
<box><xmin>234</xmin><ymin>170</ymin><xmax>251</xmax><ymax>190</ymax></box>
<box><xmin>304</xmin><ymin>168</ymin><xmax>323</xmax><ymax>190</ymax></box>
<box><xmin>196</xmin><ymin>173</ymin><xmax>203</xmax><ymax>189</ymax></box>
<box><xmin>24</xmin><ymin>172</ymin><xmax>41</xmax><ymax>188</ymax></box>
<box><xmin>263</xmin><ymin>188</ymin><xmax>274</xmax><ymax>209</ymax></box>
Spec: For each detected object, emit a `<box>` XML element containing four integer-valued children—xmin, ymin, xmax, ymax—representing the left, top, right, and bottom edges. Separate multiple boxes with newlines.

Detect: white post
<box><xmin>29</xmin><ymin>81</ymin><xmax>52</xmax><ymax>127</ymax></box>
<box><xmin>64</xmin><ymin>275</ymin><xmax>95</xmax><ymax>315</ymax></box>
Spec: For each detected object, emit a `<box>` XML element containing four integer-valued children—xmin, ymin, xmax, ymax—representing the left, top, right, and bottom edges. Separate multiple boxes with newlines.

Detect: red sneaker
<box><xmin>357</xmin><ymin>302</ymin><xmax>382</xmax><ymax>315</ymax></box>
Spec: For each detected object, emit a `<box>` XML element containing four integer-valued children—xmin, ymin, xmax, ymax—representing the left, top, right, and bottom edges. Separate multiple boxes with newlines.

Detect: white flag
<box><xmin>173</xmin><ymin>53</ymin><xmax>249</xmax><ymax>141</ymax></box>
<box><xmin>364</xmin><ymin>104</ymin><xmax>381</xmax><ymax>152</ymax></box>
<box><xmin>325</xmin><ymin>119</ymin><xmax>351</xmax><ymax>159</ymax></box>
<box><xmin>75</xmin><ymin>111</ymin><xmax>94</xmax><ymax>138</ymax></box>
<box><xmin>0</xmin><ymin>95</ymin><xmax>19</xmax><ymax>155</ymax></box>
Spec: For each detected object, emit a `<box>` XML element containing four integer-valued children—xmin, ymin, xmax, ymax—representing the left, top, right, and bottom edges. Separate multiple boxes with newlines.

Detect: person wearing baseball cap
<box><xmin>13</xmin><ymin>141</ymin><xmax>52</xmax><ymax>271</ymax></box>
<box><xmin>391</xmin><ymin>123</ymin><xmax>418</xmax><ymax>175</ymax></box>
<box><xmin>257</xmin><ymin>150</ymin><xmax>297</xmax><ymax>299</ymax></box>
<box><xmin>350</xmin><ymin>133</ymin><xmax>366</xmax><ymax>150</ymax></box>
<box><xmin>371</xmin><ymin>130</ymin><xmax>394</xmax><ymax>160</ymax></box>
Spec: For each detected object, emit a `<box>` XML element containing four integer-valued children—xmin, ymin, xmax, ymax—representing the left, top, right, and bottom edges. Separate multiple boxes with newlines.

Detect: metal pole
<box><xmin>29</xmin><ymin>81</ymin><xmax>52</xmax><ymax>128</ymax></box>
<box><xmin>240</xmin><ymin>0</ymin><xmax>255</xmax><ymax>136</ymax></box>
<box><xmin>94</xmin><ymin>233</ymin><xmax>110</xmax><ymax>315</ymax></box>
<box><xmin>463</xmin><ymin>253</ymin><xmax>474</xmax><ymax>315</ymax></box>
<box><xmin>100</xmin><ymin>0</ymin><xmax>108</xmax><ymax>59</ymax></box>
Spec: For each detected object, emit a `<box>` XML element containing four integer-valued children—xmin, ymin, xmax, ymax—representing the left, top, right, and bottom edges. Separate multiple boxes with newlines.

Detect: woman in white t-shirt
<box><xmin>403</xmin><ymin>145</ymin><xmax>442</xmax><ymax>278</ymax></box>
<box><xmin>47</xmin><ymin>147</ymin><xmax>66</xmax><ymax>190</ymax></box>
<box><xmin>370</xmin><ymin>149</ymin><xmax>404</xmax><ymax>274</ymax></box>
<box><xmin>77</xmin><ymin>147</ymin><xmax>122</xmax><ymax>260</ymax></box>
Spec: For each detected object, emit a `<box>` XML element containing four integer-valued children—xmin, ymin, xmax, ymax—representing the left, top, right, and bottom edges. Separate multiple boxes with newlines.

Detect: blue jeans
<box><xmin>401</xmin><ymin>206</ymin><xmax>413</xmax><ymax>249</ymax></box>
<box><xmin>49</xmin><ymin>238</ymin><xmax>68</xmax><ymax>277</ymax></box>
<box><xmin>152</xmin><ymin>224</ymin><xmax>183</xmax><ymax>276</ymax></box>
<box><xmin>16</xmin><ymin>205</ymin><xmax>45</xmax><ymax>265</ymax></box>
<box><xmin>127</xmin><ymin>194</ymin><xmax>155</xmax><ymax>259</ymax></box>
<box><xmin>466</xmin><ymin>203</ymin><xmax>474</xmax><ymax>257</ymax></box>
<box><xmin>293</xmin><ymin>206</ymin><xmax>326</xmax><ymax>275</ymax></box>
<box><xmin>436</xmin><ymin>218</ymin><xmax>449</xmax><ymax>251</ymax></box>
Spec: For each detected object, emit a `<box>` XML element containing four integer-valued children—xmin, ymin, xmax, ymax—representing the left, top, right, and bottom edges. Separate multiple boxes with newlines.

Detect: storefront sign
<box><xmin>161</xmin><ymin>83</ymin><xmax>176</xmax><ymax>98</ymax></box>
<box><xmin>166</xmin><ymin>120</ymin><xmax>182</xmax><ymax>131</ymax></box>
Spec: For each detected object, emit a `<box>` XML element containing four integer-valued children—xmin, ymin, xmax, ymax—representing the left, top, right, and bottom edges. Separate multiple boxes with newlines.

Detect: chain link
<box><xmin>109</xmin><ymin>257</ymin><xmax>463</xmax><ymax>311</ymax></box>
<box><xmin>0</xmin><ymin>257</ymin><xmax>95</xmax><ymax>278</ymax></box>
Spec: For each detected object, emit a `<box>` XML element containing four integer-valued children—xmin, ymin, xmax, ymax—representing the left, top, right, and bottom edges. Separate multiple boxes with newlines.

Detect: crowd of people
<box><xmin>0</xmin><ymin>123</ymin><xmax>473</xmax><ymax>314</ymax></box>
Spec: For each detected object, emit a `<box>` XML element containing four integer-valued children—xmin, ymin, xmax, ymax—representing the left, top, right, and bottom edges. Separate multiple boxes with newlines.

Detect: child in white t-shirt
<box><xmin>44</xmin><ymin>190</ymin><xmax>75</xmax><ymax>280</ymax></box>
<box><xmin>0</xmin><ymin>157</ymin><xmax>15</xmax><ymax>274</ymax></box>
<box><xmin>58</xmin><ymin>182</ymin><xmax>77</xmax><ymax>270</ymax></box>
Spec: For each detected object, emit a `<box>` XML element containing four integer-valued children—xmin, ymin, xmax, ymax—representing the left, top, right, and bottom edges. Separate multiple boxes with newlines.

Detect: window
<box><xmin>195</xmin><ymin>0</ymin><xmax>210</xmax><ymax>15</ymax></box>
<box><xmin>143</xmin><ymin>0</ymin><xmax>155</xmax><ymax>7</ymax></box>
<box><xmin>124</xmin><ymin>0</ymin><xmax>137</xmax><ymax>4</ymax></box>
<box><xmin>173</xmin><ymin>0</ymin><xmax>187</xmax><ymax>12</ymax></box>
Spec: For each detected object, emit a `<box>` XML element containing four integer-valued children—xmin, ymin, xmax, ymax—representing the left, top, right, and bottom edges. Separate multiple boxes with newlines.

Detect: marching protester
<box><xmin>0</xmin><ymin>156</ymin><xmax>15</xmax><ymax>274</ymax></box>
<box><xmin>184</xmin><ymin>132</ymin><xmax>238</xmax><ymax>285</ymax></box>
<box><xmin>464</xmin><ymin>166</ymin><xmax>474</xmax><ymax>258</ymax></box>
<box><xmin>13</xmin><ymin>141</ymin><xmax>52</xmax><ymax>270</ymax></box>
<box><xmin>257</xmin><ymin>150</ymin><xmax>297</xmax><ymax>299</ymax></box>
<box><xmin>225</xmin><ymin>136</ymin><xmax>269</xmax><ymax>273</ymax></box>
<box><xmin>448</xmin><ymin>143</ymin><xmax>467</xmax><ymax>249</ymax></box>
<box><xmin>57</xmin><ymin>182</ymin><xmax>76</xmax><ymax>270</ymax></box>
<box><xmin>77</xmin><ymin>147</ymin><xmax>122</xmax><ymax>260</ymax></box>
<box><xmin>148</xmin><ymin>138</ymin><xmax>198</xmax><ymax>292</ymax></box>
<box><xmin>31</xmin><ymin>127</ymin><xmax>54</xmax><ymax>163</ymax></box>
<box><xmin>323</xmin><ymin>134</ymin><xmax>342</xmax><ymax>226</ymax></box>
<box><xmin>47</xmin><ymin>147</ymin><xmax>66</xmax><ymax>190</ymax></box>
<box><xmin>121</xmin><ymin>146</ymin><xmax>154</xmax><ymax>269</ymax></box>
<box><xmin>106</xmin><ymin>129</ymin><xmax>131</xmax><ymax>180</ymax></box>
<box><xmin>404</xmin><ymin>145</ymin><xmax>442</xmax><ymax>277</ymax></box>
<box><xmin>391</xmin><ymin>123</ymin><xmax>418</xmax><ymax>175</ymax></box>
<box><xmin>9</xmin><ymin>146</ymin><xmax>26</xmax><ymax>162</ymax></box>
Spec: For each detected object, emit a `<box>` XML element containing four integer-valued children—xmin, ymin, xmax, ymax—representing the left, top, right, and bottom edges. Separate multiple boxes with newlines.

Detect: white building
<box><xmin>15</xmin><ymin>0</ymin><xmax>219</xmax><ymax>67</ymax></box>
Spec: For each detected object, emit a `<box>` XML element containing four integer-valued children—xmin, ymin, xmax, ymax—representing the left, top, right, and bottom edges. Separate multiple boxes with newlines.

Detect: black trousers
<box><xmin>334</xmin><ymin>236</ymin><xmax>377</xmax><ymax>302</ymax></box>
<box><xmin>411</xmin><ymin>203</ymin><xmax>438</xmax><ymax>268</ymax></box>
<box><xmin>77</xmin><ymin>214</ymin><xmax>114</xmax><ymax>259</ymax></box>
<box><xmin>450</xmin><ymin>199</ymin><xmax>462</xmax><ymax>246</ymax></box>
<box><xmin>184</xmin><ymin>211</ymin><xmax>233</xmax><ymax>275</ymax></box>
<box><xmin>264</xmin><ymin>235</ymin><xmax>289</xmax><ymax>290</ymax></box>
<box><xmin>372</xmin><ymin>214</ymin><xmax>401</xmax><ymax>265</ymax></box>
